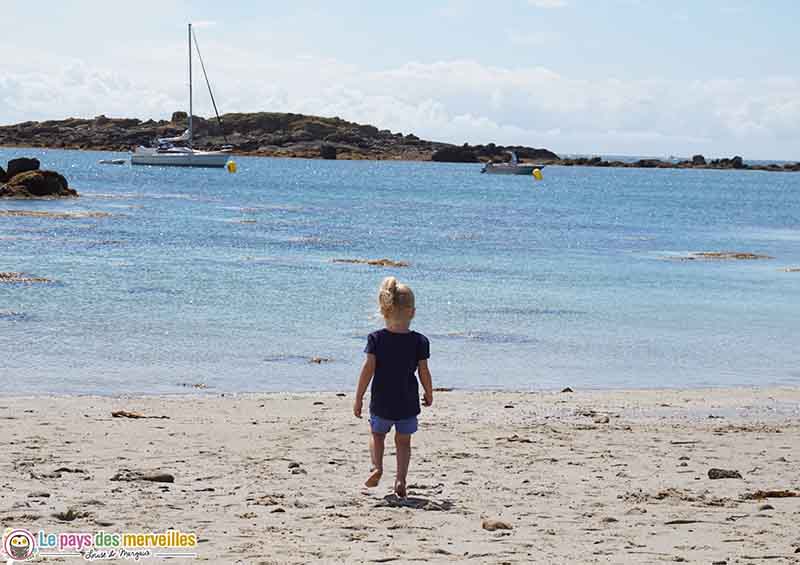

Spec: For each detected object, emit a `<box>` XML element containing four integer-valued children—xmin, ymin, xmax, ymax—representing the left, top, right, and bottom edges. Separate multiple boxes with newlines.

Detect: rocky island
<box><xmin>0</xmin><ymin>157</ymin><xmax>76</xmax><ymax>198</ymax></box>
<box><xmin>0</xmin><ymin>111</ymin><xmax>797</xmax><ymax>172</ymax></box>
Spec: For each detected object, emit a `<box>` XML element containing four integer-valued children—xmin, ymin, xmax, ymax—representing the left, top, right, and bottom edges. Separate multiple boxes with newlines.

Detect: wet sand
<box><xmin>1</xmin><ymin>387</ymin><xmax>799</xmax><ymax>563</ymax></box>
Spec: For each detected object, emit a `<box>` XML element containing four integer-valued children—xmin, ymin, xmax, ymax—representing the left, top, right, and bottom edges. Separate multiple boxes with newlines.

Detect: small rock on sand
<box><xmin>594</xmin><ymin>415</ymin><xmax>610</xmax><ymax>424</ymax></box>
<box><xmin>110</xmin><ymin>469</ymin><xmax>175</xmax><ymax>483</ymax></box>
<box><xmin>482</xmin><ymin>519</ymin><xmax>513</xmax><ymax>531</ymax></box>
<box><xmin>561</xmin><ymin>387</ymin><xmax>574</xmax><ymax>393</ymax></box>
<box><xmin>708</xmin><ymin>468</ymin><xmax>742</xmax><ymax>480</ymax></box>
<box><xmin>758</xmin><ymin>504</ymin><xmax>774</xmax><ymax>511</ymax></box>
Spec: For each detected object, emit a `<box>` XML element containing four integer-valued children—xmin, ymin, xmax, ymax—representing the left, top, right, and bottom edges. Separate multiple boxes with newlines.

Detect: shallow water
<box><xmin>1</xmin><ymin>148</ymin><xmax>798</xmax><ymax>394</ymax></box>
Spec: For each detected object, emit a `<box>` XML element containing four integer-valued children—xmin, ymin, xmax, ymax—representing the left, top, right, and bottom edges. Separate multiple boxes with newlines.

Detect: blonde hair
<box><xmin>378</xmin><ymin>277</ymin><xmax>415</xmax><ymax>320</ymax></box>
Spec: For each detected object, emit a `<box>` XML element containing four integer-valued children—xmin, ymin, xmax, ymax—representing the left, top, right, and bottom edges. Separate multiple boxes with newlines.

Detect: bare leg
<box><xmin>394</xmin><ymin>433</ymin><xmax>411</xmax><ymax>497</ymax></box>
<box><xmin>366</xmin><ymin>432</ymin><xmax>385</xmax><ymax>487</ymax></box>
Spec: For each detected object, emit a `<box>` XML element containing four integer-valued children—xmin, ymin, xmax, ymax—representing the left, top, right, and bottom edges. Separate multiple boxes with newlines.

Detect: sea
<box><xmin>1</xmin><ymin>147</ymin><xmax>798</xmax><ymax>395</ymax></box>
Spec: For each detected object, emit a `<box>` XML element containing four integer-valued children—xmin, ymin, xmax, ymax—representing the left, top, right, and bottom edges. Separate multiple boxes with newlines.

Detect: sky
<box><xmin>1</xmin><ymin>0</ymin><xmax>798</xmax><ymax>159</ymax></box>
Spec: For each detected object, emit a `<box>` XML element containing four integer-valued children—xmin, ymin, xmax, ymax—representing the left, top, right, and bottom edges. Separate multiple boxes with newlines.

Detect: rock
<box><xmin>7</xmin><ymin>157</ymin><xmax>40</xmax><ymax>177</ymax></box>
<box><xmin>601</xmin><ymin>516</ymin><xmax>618</xmax><ymax>523</ymax></box>
<box><xmin>332</xmin><ymin>258</ymin><xmax>409</xmax><ymax>268</ymax></box>
<box><xmin>758</xmin><ymin>504</ymin><xmax>774</xmax><ymax>511</ymax></box>
<box><xmin>561</xmin><ymin>387</ymin><xmax>574</xmax><ymax>393</ymax></box>
<box><xmin>1</xmin><ymin>170</ymin><xmax>77</xmax><ymax>198</ymax></box>
<box><xmin>271</xmin><ymin>507</ymin><xmax>286</xmax><ymax>513</ymax></box>
<box><xmin>670</xmin><ymin>251</ymin><xmax>773</xmax><ymax>261</ymax></box>
<box><xmin>320</xmin><ymin>143</ymin><xmax>337</xmax><ymax>160</ymax></box>
<box><xmin>594</xmin><ymin>415</ymin><xmax>610</xmax><ymax>424</ymax></box>
<box><xmin>708</xmin><ymin>468</ymin><xmax>742</xmax><ymax>480</ymax></box>
<box><xmin>110</xmin><ymin>469</ymin><xmax>175</xmax><ymax>483</ymax></box>
<box><xmin>431</xmin><ymin>146</ymin><xmax>478</xmax><ymax>163</ymax></box>
<box><xmin>691</xmin><ymin>154</ymin><xmax>706</xmax><ymax>166</ymax></box>
<box><xmin>0</xmin><ymin>272</ymin><xmax>52</xmax><ymax>284</ymax></box>
<box><xmin>288</xmin><ymin>462</ymin><xmax>301</xmax><ymax>469</ymax></box>
<box><xmin>171</xmin><ymin>111</ymin><xmax>188</xmax><ymax>123</ymax></box>
<box><xmin>731</xmin><ymin>155</ymin><xmax>744</xmax><ymax>169</ymax></box>
<box><xmin>27</xmin><ymin>491</ymin><xmax>51</xmax><ymax>498</ymax></box>
<box><xmin>0</xmin><ymin>166</ymin><xmax>6</xmax><ymax>183</ymax></box>
<box><xmin>482</xmin><ymin>519</ymin><xmax>513</xmax><ymax>531</ymax></box>
<box><xmin>290</xmin><ymin>467</ymin><xmax>307</xmax><ymax>475</ymax></box>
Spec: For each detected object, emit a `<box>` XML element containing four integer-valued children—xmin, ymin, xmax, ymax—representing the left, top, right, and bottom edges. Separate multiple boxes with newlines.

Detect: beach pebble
<box><xmin>601</xmin><ymin>517</ymin><xmax>618</xmax><ymax>523</ymax></box>
<box><xmin>594</xmin><ymin>415</ymin><xmax>610</xmax><ymax>424</ymax></box>
<box><xmin>290</xmin><ymin>467</ymin><xmax>307</xmax><ymax>475</ymax></box>
<box><xmin>288</xmin><ymin>462</ymin><xmax>301</xmax><ymax>469</ymax></box>
<box><xmin>271</xmin><ymin>507</ymin><xmax>286</xmax><ymax>513</ymax></box>
<box><xmin>27</xmin><ymin>491</ymin><xmax>51</xmax><ymax>498</ymax></box>
<box><xmin>759</xmin><ymin>504</ymin><xmax>774</xmax><ymax>511</ymax></box>
<box><xmin>708</xmin><ymin>468</ymin><xmax>742</xmax><ymax>480</ymax></box>
<box><xmin>561</xmin><ymin>387</ymin><xmax>574</xmax><ymax>393</ymax></box>
<box><xmin>336</xmin><ymin>393</ymin><xmax>346</xmax><ymax>397</ymax></box>
<box><xmin>482</xmin><ymin>519</ymin><xmax>513</xmax><ymax>531</ymax></box>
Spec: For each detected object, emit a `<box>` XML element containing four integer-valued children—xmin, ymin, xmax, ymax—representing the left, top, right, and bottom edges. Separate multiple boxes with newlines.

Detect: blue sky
<box><xmin>1</xmin><ymin>0</ymin><xmax>798</xmax><ymax>159</ymax></box>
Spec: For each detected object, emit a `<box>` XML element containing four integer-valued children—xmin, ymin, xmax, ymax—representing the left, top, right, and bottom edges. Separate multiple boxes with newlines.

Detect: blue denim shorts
<box><xmin>370</xmin><ymin>414</ymin><xmax>418</xmax><ymax>435</ymax></box>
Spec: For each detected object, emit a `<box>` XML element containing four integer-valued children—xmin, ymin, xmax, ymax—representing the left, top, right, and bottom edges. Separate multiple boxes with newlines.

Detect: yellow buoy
<box><xmin>532</xmin><ymin>168</ymin><xmax>543</xmax><ymax>181</ymax></box>
<box><xmin>227</xmin><ymin>160</ymin><xmax>237</xmax><ymax>174</ymax></box>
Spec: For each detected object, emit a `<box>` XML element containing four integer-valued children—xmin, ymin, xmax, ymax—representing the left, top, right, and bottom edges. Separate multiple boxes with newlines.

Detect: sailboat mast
<box><xmin>188</xmin><ymin>23</ymin><xmax>193</xmax><ymax>150</ymax></box>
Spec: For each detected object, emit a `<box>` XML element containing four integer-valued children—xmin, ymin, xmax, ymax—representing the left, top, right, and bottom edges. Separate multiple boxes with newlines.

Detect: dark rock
<box><xmin>0</xmin><ymin>166</ymin><xmax>6</xmax><ymax>183</ymax></box>
<box><xmin>431</xmin><ymin>146</ymin><xmax>478</xmax><ymax>163</ymax></box>
<box><xmin>561</xmin><ymin>387</ymin><xmax>574</xmax><ymax>393</ymax></box>
<box><xmin>320</xmin><ymin>144</ymin><xmax>337</xmax><ymax>160</ymax></box>
<box><xmin>691</xmin><ymin>154</ymin><xmax>706</xmax><ymax>166</ymax></box>
<box><xmin>0</xmin><ymin>170</ymin><xmax>76</xmax><ymax>198</ymax></box>
<box><xmin>731</xmin><ymin>155</ymin><xmax>744</xmax><ymax>169</ymax></box>
<box><xmin>708</xmin><ymin>468</ymin><xmax>742</xmax><ymax>480</ymax></box>
<box><xmin>7</xmin><ymin>157</ymin><xmax>40</xmax><ymax>177</ymax></box>
<box><xmin>171</xmin><ymin>111</ymin><xmax>188</xmax><ymax>123</ymax></box>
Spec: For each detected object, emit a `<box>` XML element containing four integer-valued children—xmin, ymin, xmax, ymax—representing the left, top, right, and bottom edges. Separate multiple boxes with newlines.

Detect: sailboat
<box><xmin>131</xmin><ymin>23</ymin><xmax>231</xmax><ymax>167</ymax></box>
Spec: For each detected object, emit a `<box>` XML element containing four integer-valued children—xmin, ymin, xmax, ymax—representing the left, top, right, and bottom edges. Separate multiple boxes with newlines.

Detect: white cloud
<box><xmin>527</xmin><ymin>0</ymin><xmax>568</xmax><ymax>7</ymax></box>
<box><xmin>0</xmin><ymin>40</ymin><xmax>798</xmax><ymax>160</ymax></box>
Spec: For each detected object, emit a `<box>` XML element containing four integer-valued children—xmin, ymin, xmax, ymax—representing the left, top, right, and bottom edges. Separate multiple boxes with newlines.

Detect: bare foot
<box><xmin>365</xmin><ymin>468</ymin><xmax>382</xmax><ymax>487</ymax></box>
<box><xmin>394</xmin><ymin>480</ymin><xmax>407</xmax><ymax>498</ymax></box>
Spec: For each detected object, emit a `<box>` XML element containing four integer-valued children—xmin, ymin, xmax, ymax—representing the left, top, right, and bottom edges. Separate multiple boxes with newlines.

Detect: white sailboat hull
<box><xmin>131</xmin><ymin>147</ymin><xmax>231</xmax><ymax>168</ymax></box>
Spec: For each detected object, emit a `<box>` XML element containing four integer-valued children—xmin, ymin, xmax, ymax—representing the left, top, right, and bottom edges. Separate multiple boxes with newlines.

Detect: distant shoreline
<box><xmin>0</xmin><ymin>110</ymin><xmax>797</xmax><ymax>172</ymax></box>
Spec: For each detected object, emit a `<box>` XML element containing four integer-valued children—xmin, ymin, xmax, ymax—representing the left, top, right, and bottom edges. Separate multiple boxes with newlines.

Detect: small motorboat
<box><xmin>98</xmin><ymin>159</ymin><xmax>127</xmax><ymax>165</ymax></box>
<box><xmin>481</xmin><ymin>151</ymin><xmax>545</xmax><ymax>175</ymax></box>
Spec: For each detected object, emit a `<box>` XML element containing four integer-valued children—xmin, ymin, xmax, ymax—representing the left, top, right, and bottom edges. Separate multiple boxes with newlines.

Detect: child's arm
<box><xmin>353</xmin><ymin>354</ymin><xmax>376</xmax><ymax>418</ymax></box>
<box><xmin>418</xmin><ymin>359</ymin><xmax>433</xmax><ymax>407</ymax></box>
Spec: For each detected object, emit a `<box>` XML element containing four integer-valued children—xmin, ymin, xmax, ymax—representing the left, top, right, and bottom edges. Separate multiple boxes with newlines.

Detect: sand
<box><xmin>2</xmin><ymin>387</ymin><xmax>799</xmax><ymax>564</ymax></box>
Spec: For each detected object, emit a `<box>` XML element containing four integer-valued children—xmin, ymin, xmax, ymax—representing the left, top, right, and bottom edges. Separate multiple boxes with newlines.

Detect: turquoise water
<box><xmin>1</xmin><ymin>147</ymin><xmax>798</xmax><ymax>394</ymax></box>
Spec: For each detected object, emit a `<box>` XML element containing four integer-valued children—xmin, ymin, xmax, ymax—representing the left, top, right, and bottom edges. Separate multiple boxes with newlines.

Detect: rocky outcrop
<box><xmin>7</xmin><ymin>157</ymin><xmax>40</xmax><ymax>178</ymax></box>
<box><xmin>320</xmin><ymin>143</ymin><xmax>337</xmax><ymax>160</ymax></box>
<box><xmin>432</xmin><ymin>145</ymin><xmax>478</xmax><ymax>163</ymax></box>
<box><xmin>557</xmin><ymin>154</ymin><xmax>800</xmax><ymax>173</ymax></box>
<box><xmin>432</xmin><ymin>143</ymin><xmax>560</xmax><ymax>164</ymax></box>
<box><xmin>0</xmin><ymin>112</ymin><xmax>559</xmax><ymax>163</ymax></box>
<box><xmin>0</xmin><ymin>160</ymin><xmax>76</xmax><ymax>198</ymax></box>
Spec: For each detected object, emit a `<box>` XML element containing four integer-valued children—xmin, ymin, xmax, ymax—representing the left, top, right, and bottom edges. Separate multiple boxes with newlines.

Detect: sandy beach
<box><xmin>2</xmin><ymin>387</ymin><xmax>799</xmax><ymax>564</ymax></box>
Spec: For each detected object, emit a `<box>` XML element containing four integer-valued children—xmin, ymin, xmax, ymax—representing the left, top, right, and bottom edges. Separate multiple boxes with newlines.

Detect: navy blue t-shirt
<box><xmin>364</xmin><ymin>329</ymin><xmax>430</xmax><ymax>420</ymax></box>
